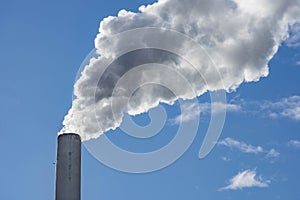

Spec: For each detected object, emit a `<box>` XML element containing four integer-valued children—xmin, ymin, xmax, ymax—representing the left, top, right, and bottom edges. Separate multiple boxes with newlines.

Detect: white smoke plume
<box><xmin>60</xmin><ymin>0</ymin><xmax>300</xmax><ymax>141</ymax></box>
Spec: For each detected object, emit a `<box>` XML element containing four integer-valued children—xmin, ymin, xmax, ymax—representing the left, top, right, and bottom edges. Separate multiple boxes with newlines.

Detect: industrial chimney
<box><xmin>55</xmin><ymin>133</ymin><xmax>81</xmax><ymax>200</ymax></box>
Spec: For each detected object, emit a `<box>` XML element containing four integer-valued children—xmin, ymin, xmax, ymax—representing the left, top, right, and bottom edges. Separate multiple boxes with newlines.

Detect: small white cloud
<box><xmin>226</xmin><ymin>103</ymin><xmax>242</xmax><ymax>112</ymax></box>
<box><xmin>218</xmin><ymin>137</ymin><xmax>264</xmax><ymax>154</ymax></box>
<box><xmin>296</xmin><ymin>60</ymin><xmax>300</xmax><ymax>66</ymax></box>
<box><xmin>268</xmin><ymin>112</ymin><xmax>279</xmax><ymax>119</ymax></box>
<box><xmin>221</xmin><ymin>157</ymin><xmax>231</xmax><ymax>162</ymax></box>
<box><xmin>220</xmin><ymin>169</ymin><xmax>270</xmax><ymax>191</ymax></box>
<box><xmin>266</xmin><ymin>148</ymin><xmax>280</xmax><ymax>158</ymax></box>
<box><xmin>288</xmin><ymin>140</ymin><xmax>300</xmax><ymax>149</ymax></box>
<box><xmin>281</xmin><ymin>107</ymin><xmax>300</xmax><ymax>121</ymax></box>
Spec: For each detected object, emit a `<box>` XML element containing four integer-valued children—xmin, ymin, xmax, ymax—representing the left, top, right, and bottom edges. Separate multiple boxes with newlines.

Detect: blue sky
<box><xmin>1</xmin><ymin>0</ymin><xmax>300</xmax><ymax>200</ymax></box>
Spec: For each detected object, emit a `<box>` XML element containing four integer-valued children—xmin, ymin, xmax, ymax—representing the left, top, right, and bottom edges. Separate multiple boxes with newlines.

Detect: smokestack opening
<box><xmin>55</xmin><ymin>133</ymin><xmax>81</xmax><ymax>200</ymax></box>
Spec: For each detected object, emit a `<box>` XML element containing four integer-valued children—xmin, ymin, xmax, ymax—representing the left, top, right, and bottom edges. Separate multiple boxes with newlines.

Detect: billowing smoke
<box><xmin>60</xmin><ymin>0</ymin><xmax>300</xmax><ymax>141</ymax></box>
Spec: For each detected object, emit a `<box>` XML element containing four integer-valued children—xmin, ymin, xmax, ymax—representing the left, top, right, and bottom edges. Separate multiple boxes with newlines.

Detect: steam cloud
<box><xmin>60</xmin><ymin>0</ymin><xmax>300</xmax><ymax>141</ymax></box>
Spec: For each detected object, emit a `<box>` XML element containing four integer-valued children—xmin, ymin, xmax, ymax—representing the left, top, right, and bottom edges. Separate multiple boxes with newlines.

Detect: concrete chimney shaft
<box><xmin>55</xmin><ymin>133</ymin><xmax>81</xmax><ymax>200</ymax></box>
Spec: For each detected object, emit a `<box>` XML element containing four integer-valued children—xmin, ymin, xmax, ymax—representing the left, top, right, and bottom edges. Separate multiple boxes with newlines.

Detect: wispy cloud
<box><xmin>171</xmin><ymin>102</ymin><xmax>240</xmax><ymax>124</ymax></box>
<box><xmin>230</xmin><ymin>95</ymin><xmax>300</xmax><ymax>121</ymax></box>
<box><xmin>288</xmin><ymin>140</ymin><xmax>300</xmax><ymax>149</ymax></box>
<box><xmin>172</xmin><ymin>95</ymin><xmax>300</xmax><ymax>125</ymax></box>
<box><xmin>263</xmin><ymin>96</ymin><xmax>300</xmax><ymax>121</ymax></box>
<box><xmin>285</xmin><ymin>23</ymin><xmax>300</xmax><ymax>48</ymax></box>
<box><xmin>220</xmin><ymin>169</ymin><xmax>270</xmax><ymax>191</ymax></box>
<box><xmin>266</xmin><ymin>148</ymin><xmax>280</xmax><ymax>158</ymax></box>
<box><xmin>198</xmin><ymin>102</ymin><xmax>241</xmax><ymax>114</ymax></box>
<box><xmin>221</xmin><ymin>157</ymin><xmax>231</xmax><ymax>162</ymax></box>
<box><xmin>170</xmin><ymin>102</ymin><xmax>200</xmax><ymax>124</ymax></box>
<box><xmin>218</xmin><ymin>138</ymin><xmax>264</xmax><ymax>154</ymax></box>
<box><xmin>218</xmin><ymin>138</ymin><xmax>280</xmax><ymax>160</ymax></box>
